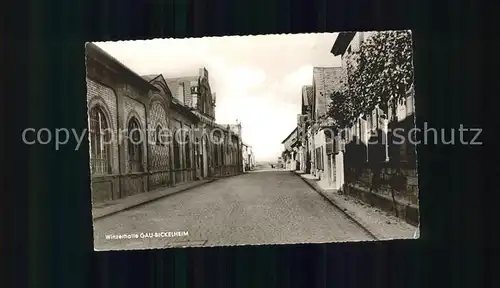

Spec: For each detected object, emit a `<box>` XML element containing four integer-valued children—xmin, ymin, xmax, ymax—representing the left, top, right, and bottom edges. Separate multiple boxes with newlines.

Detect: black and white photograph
<box><xmin>87</xmin><ymin>31</ymin><xmax>419</xmax><ymax>251</ymax></box>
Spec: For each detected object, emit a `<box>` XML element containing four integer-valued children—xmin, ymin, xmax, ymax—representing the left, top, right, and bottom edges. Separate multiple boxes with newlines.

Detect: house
<box><xmin>281</xmin><ymin>127</ymin><xmax>300</xmax><ymax>171</ymax></box>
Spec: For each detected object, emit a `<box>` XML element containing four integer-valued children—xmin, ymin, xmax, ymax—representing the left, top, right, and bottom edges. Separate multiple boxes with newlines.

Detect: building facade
<box><xmin>86</xmin><ymin>43</ymin><xmax>159</xmax><ymax>204</ymax></box>
<box><xmin>165</xmin><ymin>69</ymin><xmax>242</xmax><ymax>179</ymax></box>
<box><xmin>309</xmin><ymin>67</ymin><xmax>344</xmax><ymax>190</ymax></box>
<box><xmin>86</xmin><ymin>43</ymin><xmax>243</xmax><ymax>206</ymax></box>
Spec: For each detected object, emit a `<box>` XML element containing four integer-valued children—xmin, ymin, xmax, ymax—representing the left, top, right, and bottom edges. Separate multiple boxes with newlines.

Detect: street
<box><xmin>93</xmin><ymin>170</ymin><xmax>375</xmax><ymax>250</ymax></box>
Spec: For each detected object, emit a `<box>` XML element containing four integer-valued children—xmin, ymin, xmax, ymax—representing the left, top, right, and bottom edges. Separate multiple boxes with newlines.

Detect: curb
<box><xmin>291</xmin><ymin>171</ymin><xmax>380</xmax><ymax>240</ymax></box>
<box><xmin>93</xmin><ymin>178</ymin><xmax>218</xmax><ymax>220</ymax></box>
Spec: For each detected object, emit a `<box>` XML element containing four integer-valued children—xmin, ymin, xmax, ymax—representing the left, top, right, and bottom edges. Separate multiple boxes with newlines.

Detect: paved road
<box><xmin>93</xmin><ymin>170</ymin><xmax>374</xmax><ymax>250</ymax></box>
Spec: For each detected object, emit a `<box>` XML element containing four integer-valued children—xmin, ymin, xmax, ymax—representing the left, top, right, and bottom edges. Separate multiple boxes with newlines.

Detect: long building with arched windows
<box><xmin>85</xmin><ymin>43</ymin><xmax>243</xmax><ymax>205</ymax></box>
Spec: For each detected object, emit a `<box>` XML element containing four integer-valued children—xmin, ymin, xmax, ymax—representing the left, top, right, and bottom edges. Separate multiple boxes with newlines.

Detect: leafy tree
<box><xmin>327</xmin><ymin>30</ymin><xmax>414</xmax><ymax>127</ymax></box>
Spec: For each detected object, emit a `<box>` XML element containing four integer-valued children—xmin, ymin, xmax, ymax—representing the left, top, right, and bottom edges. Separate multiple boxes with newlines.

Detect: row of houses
<box><xmin>281</xmin><ymin>31</ymin><xmax>419</xmax><ymax>225</ymax></box>
<box><xmin>86</xmin><ymin>43</ymin><xmax>245</xmax><ymax>205</ymax></box>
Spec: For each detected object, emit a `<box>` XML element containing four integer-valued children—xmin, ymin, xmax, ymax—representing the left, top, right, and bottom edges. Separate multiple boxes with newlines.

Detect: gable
<box><xmin>150</xmin><ymin>75</ymin><xmax>173</xmax><ymax>99</ymax></box>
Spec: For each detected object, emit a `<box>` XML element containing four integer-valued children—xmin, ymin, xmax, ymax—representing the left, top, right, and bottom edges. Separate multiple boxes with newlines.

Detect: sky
<box><xmin>95</xmin><ymin>33</ymin><xmax>341</xmax><ymax>162</ymax></box>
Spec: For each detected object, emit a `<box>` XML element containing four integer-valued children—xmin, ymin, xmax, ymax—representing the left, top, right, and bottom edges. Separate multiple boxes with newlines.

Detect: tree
<box><xmin>327</xmin><ymin>30</ymin><xmax>414</xmax><ymax>126</ymax></box>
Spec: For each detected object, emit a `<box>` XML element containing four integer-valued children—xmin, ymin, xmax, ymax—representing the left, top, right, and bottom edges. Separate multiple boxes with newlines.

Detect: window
<box><xmin>190</xmin><ymin>86</ymin><xmax>198</xmax><ymax>94</ymax></box>
<box><xmin>234</xmin><ymin>144</ymin><xmax>238</xmax><ymax>165</ymax></box>
<box><xmin>219</xmin><ymin>144</ymin><xmax>222</xmax><ymax>165</ymax></box>
<box><xmin>221</xmin><ymin>144</ymin><xmax>225</xmax><ymax>165</ymax></box>
<box><xmin>155</xmin><ymin>125</ymin><xmax>162</xmax><ymax>146</ymax></box>
<box><xmin>89</xmin><ymin>106</ymin><xmax>111</xmax><ymax>175</ymax></box>
<box><xmin>173</xmin><ymin>134</ymin><xmax>180</xmax><ymax>169</ymax></box>
<box><xmin>127</xmin><ymin>118</ymin><xmax>143</xmax><ymax>172</ymax></box>
<box><xmin>185</xmin><ymin>135</ymin><xmax>191</xmax><ymax>169</ymax></box>
<box><xmin>213</xmin><ymin>142</ymin><xmax>218</xmax><ymax>166</ymax></box>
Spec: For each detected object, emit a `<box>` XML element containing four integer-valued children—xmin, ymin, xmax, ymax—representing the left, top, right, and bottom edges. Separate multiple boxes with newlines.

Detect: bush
<box><xmin>328</xmin><ymin>30</ymin><xmax>414</xmax><ymax>128</ymax></box>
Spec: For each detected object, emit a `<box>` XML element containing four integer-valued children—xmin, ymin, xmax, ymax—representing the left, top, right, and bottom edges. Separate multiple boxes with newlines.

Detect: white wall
<box><xmin>335</xmin><ymin>152</ymin><xmax>344</xmax><ymax>190</ymax></box>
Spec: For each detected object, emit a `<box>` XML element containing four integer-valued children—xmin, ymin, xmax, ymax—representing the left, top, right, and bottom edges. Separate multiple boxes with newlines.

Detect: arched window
<box><xmin>89</xmin><ymin>106</ymin><xmax>111</xmax><ymax>175</ymax></box>
<box><xmin>213</xmin><ymin>137</ymin><xmax>219</xmax><ymax>166</ymax></box>
<box><xmin>173</xmin><ymin>133</ymin><xmax>180</xmax><ymax>169</ymax></box>
<box><xmin>185</xmin><ymin>135</ymin><xmax>191</xmax><ymax>169</ymax></box>
<box><xmin>220</xmin><ymin>144</ymin><xmax>224</xmax><ymax>165</ymax></box>
<box><xmin>128</xmin><ymin>117</ymin><xmax>143</xmax><ymax>172</ymax></box>
<box><xmin>233</xmin><ymin>144</ymin><xmax>238</xmax><ymax>165</ymax></box>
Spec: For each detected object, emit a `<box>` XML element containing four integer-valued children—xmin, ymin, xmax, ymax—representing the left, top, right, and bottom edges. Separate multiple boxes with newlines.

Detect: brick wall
<box><xmin>86</xmin><ymin>78</ymin><xmax>121</xmax><ymax>203</ymax></box>
<box><xmin>344</xmin><ymin>161</ymin><xmax>419</xmax><ymax>205</ymax></box>
<box><xmin>87</xmin><ymin>54</ymin><xmax>241</xmax><ymax>204</ymax></box>
<box><xmin>313</xmin><ymin>67</ymin><xmax>343</xmax><ymax>119</ymax></box>
<box><xmin>148</xmin><ymin>98</ymin><xmax>171</xmax><ymax>189</ymax></box>
<box><xmin>183</xmin><ymin>81</ymin><xmax>192</xmax><ymax>108</ymax></box>
<box><xmin>86</xmin><ymin>78</ymin><xmax>119</xmax><ymax>174</ymax></box>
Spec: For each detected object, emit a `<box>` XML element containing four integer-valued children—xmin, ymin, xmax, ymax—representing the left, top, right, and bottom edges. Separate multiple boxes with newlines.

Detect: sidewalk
<box><xmin>92</xmin><ymin>178</ymin><xmax>216</xmax><ymax>220</ymax></box>
<box><xmin>294</xmin><ymin>171</ymin><xmax>418</xmax><ymax>240</ymax></box>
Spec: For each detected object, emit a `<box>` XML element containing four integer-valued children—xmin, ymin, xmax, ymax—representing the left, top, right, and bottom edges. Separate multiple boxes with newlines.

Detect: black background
<box><xmin>3</xmin><ymin>0</ymin><xmax>490</xmax><ymax>287</ymax></box>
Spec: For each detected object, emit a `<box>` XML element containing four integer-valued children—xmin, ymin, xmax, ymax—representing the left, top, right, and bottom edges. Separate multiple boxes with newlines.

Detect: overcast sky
<box><xmin>95</xmin><ymin>33</ymin><xmax>341</xmax><ymax>162</ymax></box>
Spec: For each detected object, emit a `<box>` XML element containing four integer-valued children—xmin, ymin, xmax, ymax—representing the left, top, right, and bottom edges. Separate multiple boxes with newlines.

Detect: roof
<box><xmin>170</xmin><ymin>100</ymin><xmax>199</xmax><ymax>123</ymax></box>
<box><xmin>85</xmin><ymin>43</ymin><xmax>159</xmax><ymax>92</ymax></box>
<box><xmin>164</xmin><ymin>76</ymin><xmax>199</xmax><ymax>94</ymax></box>
<box><xmin>281</xmin><ymin>127</ymin><xmax>298</xmax><ymax>144</ymax></box>
<box><xmin>164</xmin><ymin>76</ymin><xmax>200</xmax><ymax>106</ymax></box>
<box><xmin>330</xmin><ymin>32</ymin><xmax>356</xmax><ymax>56</ymax></box>
<box><xmin>142</xmin><ymin>74</ymin><xmax>174</xmax><ymax>98</ymax></box>
<box><xmin>142</xmin><ymin>74</ymin><xmax>160</xmax><ymax>82</ymax></box>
